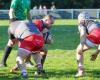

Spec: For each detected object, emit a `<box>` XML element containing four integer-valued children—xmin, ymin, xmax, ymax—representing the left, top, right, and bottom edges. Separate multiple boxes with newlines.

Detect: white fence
<box><xmin>0</xmin><ymin>9</ymin><xmax>100</xmax><ymax>19</ymax></box>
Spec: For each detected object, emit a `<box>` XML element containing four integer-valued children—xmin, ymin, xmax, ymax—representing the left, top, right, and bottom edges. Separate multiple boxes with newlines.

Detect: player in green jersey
<box><xmin>0</xmin><ymin>0</ymin><xmax>32</xmax><ymax>67</ymax></box>
<box><xmin>9</xmin><ymin>0</ymin><xmax>31</xmax><ymax>21</ymax></box>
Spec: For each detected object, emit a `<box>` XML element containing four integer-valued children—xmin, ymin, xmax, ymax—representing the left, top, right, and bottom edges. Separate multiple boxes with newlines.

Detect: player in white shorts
<box><xmin>75</xmin><ymin>12</ymin><xmax>100</xmax><ymax>77</ymax></box>
<box><xmin>8</xmin><ymin>21</ymin><xmax>44</xmax><ymax>78</ymax></box>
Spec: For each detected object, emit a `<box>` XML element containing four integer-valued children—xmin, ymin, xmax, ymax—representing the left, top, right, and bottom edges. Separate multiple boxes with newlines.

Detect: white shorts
<box><xmin>17</xmin><ymin>48</ymin><xmax>31</xmax><ymax>59</ymax></box>
<box><xmin>85</xmin><ymin>38</ymin><xmax>98</xmax><ymax>47</ymax></box>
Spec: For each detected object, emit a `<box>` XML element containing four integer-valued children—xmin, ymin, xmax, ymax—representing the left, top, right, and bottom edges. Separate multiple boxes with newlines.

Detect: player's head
<box><xmin>78</xmin><ymin>12</ymin><xmax>90</xmax><ymax>24</ymax></box>
<box><xmin>42</xmin><ymin>15</ymin><xmax>54</xmax><ymax>29</ymax></box>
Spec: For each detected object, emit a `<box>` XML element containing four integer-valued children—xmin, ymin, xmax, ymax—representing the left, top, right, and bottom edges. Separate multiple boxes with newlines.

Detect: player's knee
<box><xmin>7</xmin><ymin>39</ymin><xmax>17</xmax><ymax>46</ymax></box>
<box><xmin>7</xmin><ymin>40</ymin><xmax>14</xmax><ymax>46</ymax></box>
<box><xmin>40</xmin><ymin>48</ymin><xmax>48</xmax><ymax>55</ymax></box>
<box><xmin>76</xmin><ymin>46</ymin><xmax>83</xmax><ymax>55</ymax></box>
<box><xmin>16</xmin><ymin>56</ymin><xmax>23</xmax><ymax>64</ymax></box>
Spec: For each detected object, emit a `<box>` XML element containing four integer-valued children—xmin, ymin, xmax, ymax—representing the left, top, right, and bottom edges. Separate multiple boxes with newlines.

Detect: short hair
<box><xmin>43</xmin><ymin>15</ymin><xmax>54</xmax><ymax>20</ymax></box>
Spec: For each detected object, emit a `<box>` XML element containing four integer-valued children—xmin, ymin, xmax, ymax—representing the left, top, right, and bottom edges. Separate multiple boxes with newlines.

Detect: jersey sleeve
<box><xmin>10</xmin><ymin>0</ymin><xmax>19</xmax><ymax>9</ymax></box>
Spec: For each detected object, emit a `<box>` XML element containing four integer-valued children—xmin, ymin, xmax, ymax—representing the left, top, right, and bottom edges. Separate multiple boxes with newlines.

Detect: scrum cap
<box><xmin>78</xmin><ymin>12</ymin><xmax>90</xmax><ymax>23</ymax></box>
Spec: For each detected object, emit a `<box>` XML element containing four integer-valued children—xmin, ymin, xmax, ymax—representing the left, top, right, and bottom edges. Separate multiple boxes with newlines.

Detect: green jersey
<box><xmin>10</xmin><ymin>0</ymin><xmax>31</xmax><ymax>20</ymax></box>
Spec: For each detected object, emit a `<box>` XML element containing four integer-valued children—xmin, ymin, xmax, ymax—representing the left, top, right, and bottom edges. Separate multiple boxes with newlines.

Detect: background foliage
<box><xmin>0</xmin><ymin>0</ymin><xmax>100</xmax><ymax>9</ymax></box>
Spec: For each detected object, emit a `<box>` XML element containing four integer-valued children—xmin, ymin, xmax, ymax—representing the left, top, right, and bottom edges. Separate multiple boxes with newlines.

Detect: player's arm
<box><xmin>27</xmin><ymin>11</ymin><xmax>32</xmax><ymax>22</ymax></box>
<box><xmin>78</xmin><ymin>25</ymin><xmax>87</xmax><ymax>51</ymax></box>
<box><xmin>91</xmin><ymin>45</ymin><xmax>100</xmax><ymax>61</ymax></box>
<box><xmin>42</xmin><ymin>28</ymin><xmax>54</xmax><ymax>44</ymax></box>
<box><xmin>9</xmin><ymin>8</ymin><xmax>16</xmax><ymax>22</ymax></box>
<box><xmin>27</xmin><ymin>0</ymin><xmax>32</xmax><ymax>22</ymax></box>
<box><xmin>78</xmin><ymin>25</ymin><xmax>86</xmax><ymax>46</ymax></box>
<box><xmin>9</xmin><ymin>0</ymin><xmax>18</xmax><ymax>22</ymax></box>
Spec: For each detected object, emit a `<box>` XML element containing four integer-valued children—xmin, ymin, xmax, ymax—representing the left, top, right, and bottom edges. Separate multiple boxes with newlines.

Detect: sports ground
<box><xmin>0</xmin><ymin>19</ymin><xmax>100</xmax><ymax>80</ymax></box>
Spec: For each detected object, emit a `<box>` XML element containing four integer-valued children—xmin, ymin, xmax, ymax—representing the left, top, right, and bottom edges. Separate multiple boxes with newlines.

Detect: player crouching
<box><xmin>10</xmin><ymin>15</ymin><xmax>54</xmax><ymax>75</ymax></box>
<box><xmin>75</xmin><ymin>12</ymin><xmax>100</xmax><ymax>77</ymax></box>
<box><xmin>8</xmin><ymin>21</ymin><xmax>45</xmax><ymax>78</ymax></box>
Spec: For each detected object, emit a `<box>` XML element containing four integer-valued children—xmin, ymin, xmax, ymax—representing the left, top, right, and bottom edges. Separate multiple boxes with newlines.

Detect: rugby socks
<box><xmin>1</xmin><ymin>46</ymin><xmax>12</xmax><ymax>65</ymax></box>
<box><xmin>77</xmin><ymin>53</ymin><xmax>84</xmax><ymax>72</ymax></box>
<box><xmin>41</xmin><ymin>55</ymin><xmax>46</xmax><ymax>67</ymax></box>
<box><xmin>37</xmin><ymin>63</ymin><xmax>42</xmax><ymax>69</ymax></box>
<box><xmin>32</xmin><ymin>53</ymin><xmax>42</xmax><ymax>64</ymax></box>
<box><xmin>17</xmin><ymin>61</ymin><xmax>27</xmax><ymax>76</ymax></box>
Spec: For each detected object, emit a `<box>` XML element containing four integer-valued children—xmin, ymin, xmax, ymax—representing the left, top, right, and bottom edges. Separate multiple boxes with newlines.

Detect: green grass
<box><xmin>0</xmin><ymin>20</ymin><xmax>9</xmax><ymax>26</ymax></box>
<box><xmin>0</xmin><ymin>19</ymin><xmax>100</xmax><ymax>80</ymax></box>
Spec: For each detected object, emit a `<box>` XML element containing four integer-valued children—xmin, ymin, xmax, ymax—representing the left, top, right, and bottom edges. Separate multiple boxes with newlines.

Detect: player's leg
<box><xmin>75</xmin><ymin>38</ymin><xmax>98</xmax><ymax>77</ymax></box>
<box><xmin>32</xmin><ymin>53</ymin><xmax>44</xmax><ymax>75</ymax></box>
<box><xmin>16</xmin><ymin>48</ymin><xmax>30</xmax><ymax>77</ymax></box>
<box><xmin>10</xmin><ymin>55</ymin><xmax>33</xmax><ymax>73</ymax></box>
<box><xmin>75</xmin><ymin>43</ymin><xmax>90</xmax><ymax>77</ymax></box>
<box><xmin>40</xmin><ymin>48</ymin><xmax>48</xmax><ymax>68</ymax></box>
<box><xmin>10</xmin><ymin>54</ymin><xmax>34</xmax><ymax>72</ymax></box>
<box><xmin>0</xmin><ymin>26</ymin><xmax>17</xmax><ymax>67</ymax></box>
<box><xmin>24</xmin><ymin>54</ymin><xmax>34</xmax><ymax>67</ymax></box>
<box><xmin>12</xmin><ymin>48</ymin><xmax>48</xmax><ymax>73</ymax></box>
<box><xmin>0</xmin><ymin>38</ymin><xmax>17</xmax><ymax>67</ymax></box>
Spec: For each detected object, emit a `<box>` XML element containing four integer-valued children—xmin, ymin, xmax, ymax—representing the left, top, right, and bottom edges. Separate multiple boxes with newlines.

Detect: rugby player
<box><xmin>0</xmin><ymin>0</ymin><xmax>32</xmax><ymax>67</ymax></box>
<box><xmin>10</xmin><ymin>15</ymin><xmax>54</xmax><ymax>74</ymax></box>
<box><xmin>75</xmin><ymin>12</ymin><xmax>100</xmax><ymax>77</ymax></box>
<box><xmin>8</xmin><ymin>20</ymin><xmax>44</xmax><ymax>77</ymax></box>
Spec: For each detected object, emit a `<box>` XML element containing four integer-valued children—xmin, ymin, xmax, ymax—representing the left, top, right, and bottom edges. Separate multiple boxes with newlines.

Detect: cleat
<box><xmin>10</xmin><ymin>65</ymin><xmax>19</xmax><ymax>73</ymax></box>
<box><xmin>75</xmin><ymin>71</ymin><xmax>84</xmax><ymax>77</ymax></box>
<box><xmin>34</xmin><ymin>69</ymin><xmax>45</xmax><ymax>75</ymax></box>
<box><xmin>0</xmin><ymin>63</ymin><xmax>7</xmax><ymax>67</ymax></box>
<box><xmin>10</xmin><ymin>68</ymin><xmax>19</xmax><ymax>73</ymax></box>
<box><xmin>21</xmin><ymin>72</ymin><xmax>28</xmax><ymax>78</ymax></box>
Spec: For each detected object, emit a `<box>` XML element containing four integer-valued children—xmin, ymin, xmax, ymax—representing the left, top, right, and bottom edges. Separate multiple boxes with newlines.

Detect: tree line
<box><xmin>0</xmin><ymin>0</ymin><xmax>100</xmax><ymax>9</ymax></box>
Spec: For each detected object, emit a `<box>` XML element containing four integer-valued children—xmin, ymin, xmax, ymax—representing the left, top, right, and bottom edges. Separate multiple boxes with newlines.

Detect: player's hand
<box><xmin>90</xmin><ymin>53</ymin><xmax>98</xmax><ymax>61</ymax></box>
<box><xmin>42</xmin><ymin>28</ymin><xmax>49</xmax><ymax>33</ymax></box>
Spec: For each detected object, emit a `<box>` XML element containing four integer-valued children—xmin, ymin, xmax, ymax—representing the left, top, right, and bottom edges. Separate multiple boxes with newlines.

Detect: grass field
<box><xmin>0</xmin><ymin>19</ymin><xmax>100</xmax><ymax>80</ymax></box>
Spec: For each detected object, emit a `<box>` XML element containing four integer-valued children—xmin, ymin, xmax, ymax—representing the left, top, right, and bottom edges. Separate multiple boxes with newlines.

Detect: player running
<box><xmin>75</xmin><ymin>12</ymin><xmax>100</xmax><ymax>77</ymax></box>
